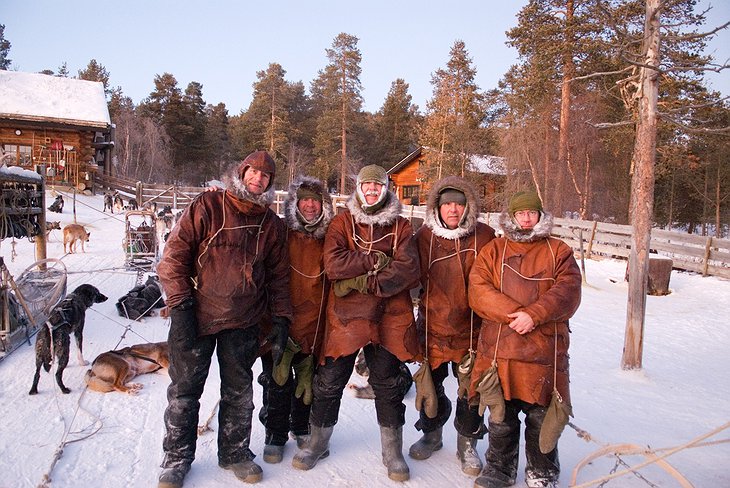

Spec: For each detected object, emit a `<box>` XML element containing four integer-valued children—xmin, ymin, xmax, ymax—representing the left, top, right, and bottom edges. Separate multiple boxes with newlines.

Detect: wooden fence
<box><xmin>96</xmin><ymin>174</ymin><xmax>730</xmax><ymax>279</ymax></box>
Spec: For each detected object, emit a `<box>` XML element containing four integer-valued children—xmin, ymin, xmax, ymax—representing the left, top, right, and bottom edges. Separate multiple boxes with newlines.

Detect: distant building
<box><xmin>0</xmin><ymin>71</ymin><xmax>113</xmax><ymax>192</ymax></box>
<box><xmin>386</xmin><ymin>146</ymin><xmax>507</xmax><ymax>211</ymax></box>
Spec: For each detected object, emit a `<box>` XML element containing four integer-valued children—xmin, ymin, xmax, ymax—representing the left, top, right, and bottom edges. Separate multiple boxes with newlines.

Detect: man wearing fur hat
<box><xmin>157</xmin><ymin>150</ymin><xmax>293</xmax><ymax>487</ymax></box>
<box><xmin>293</xmin><ymin>164</ymin><xmax>420</xmax><ymax>482</ymax></box>
<box><xmin>408</xmin><ymin>176</ymin><xmax>496</xmax><ymax>475</ymax></box>
<box><xmin>258</xmin><ymin>176</ymin><xmax>334</xmax><ymax>464</ymax></box>
<box><xmin>467</xmin><ymin>191</ymin><xmax>581</xmax><ymax>488</ymax></box>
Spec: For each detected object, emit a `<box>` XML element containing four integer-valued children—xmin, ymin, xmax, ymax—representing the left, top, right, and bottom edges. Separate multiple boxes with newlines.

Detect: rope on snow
<box><xmin>568</xmin><ymin>420</ymin><xmax>730</xmax><ymax>487</ymax></box>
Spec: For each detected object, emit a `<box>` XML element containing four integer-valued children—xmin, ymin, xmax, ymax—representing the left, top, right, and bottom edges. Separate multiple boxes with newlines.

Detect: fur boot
<box><xmin>380</xmin><ymin>425</ymin><xmax>410</xmax><ymax>482</ymax></box>
<box><xmin>408</xmin><ymin>426</ymin><xmax>443</xmax><ymax>460</ymax></box>
<box><xmin>457</xmin><ymin>433</ymin><xmax>483</xmax><ymax>476</ymax></box>
<box><xmin>291</xmin><ymin>425</ymin><xmax>333</xmax><ymax>470</ymax></box>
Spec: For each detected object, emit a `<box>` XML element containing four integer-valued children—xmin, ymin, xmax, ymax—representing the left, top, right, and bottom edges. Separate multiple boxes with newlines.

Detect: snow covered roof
<box><xmin>0</xmin><ymin>70</ymin><xmax>111</xmax><ymax>129</ymax></box>
<box><xmin>468</xmin><ymin>154</ymin><xmax>506</xmax><ymax>176</ymax></box>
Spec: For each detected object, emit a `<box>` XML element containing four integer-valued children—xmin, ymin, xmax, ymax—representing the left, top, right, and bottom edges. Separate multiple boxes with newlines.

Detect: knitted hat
<box><xmin>508</xmin><ymin>190</ymin><xmax>543</xmax><ymax>215</ymax></box>
<box><xmin>439</xmin><ymin>188</ymin><xmax>467</xmax><ymax>206</ymax></box>
<box><xmin>239</xmin><ymin>150</ymin><xmax>276</xmax><ymax>190</ymax></box>
<box><xmin>296</xmin><ymin>184</ymin><xmax>323</xmax><ymax>203</ymax></box>
<box><xmin>357</xmin><ymin>165</ymin><xmax>389</xmax><ymax>186</ymax></box>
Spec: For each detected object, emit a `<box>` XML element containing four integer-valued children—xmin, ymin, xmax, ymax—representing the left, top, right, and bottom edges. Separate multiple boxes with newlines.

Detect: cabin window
<box><xmin>1</xmin><ymin>144</ymin><xmax>33</xmax><ymax>167</ymax></box>
<box><xmin>402</xmin><ymin>185</ymin><xmax>420</xmax><ymax>199</ymax></box>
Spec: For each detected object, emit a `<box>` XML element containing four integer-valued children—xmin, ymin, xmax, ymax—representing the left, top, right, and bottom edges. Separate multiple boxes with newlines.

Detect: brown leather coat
<box><xmin>416</xmin><ymin>176</ymin><xmax>496</xmax><ymax>369</ymax></box>
<box><xmin>322</xmin><ymin>190</ymin><xmax>420</xmax><ymax>362</ymax></box>
<box><xmin>468</xmin><ymin>212</ymin><xmax>581</xmax><ymax>406</ymax></box>
<box><xmin>158</xmin><ymin>168</ymin><xmax>292</xmax><ymax>337</ymax></box>
<box><xmin>283</xmin><ymin>177</ymin><xmax>334</xmax><ymax>357</ymax></box>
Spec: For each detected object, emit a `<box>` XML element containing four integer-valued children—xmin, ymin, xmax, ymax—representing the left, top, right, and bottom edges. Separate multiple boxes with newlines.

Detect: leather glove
<box><xmin>267</xmin><ymin>316</ymin><xmax>290</xmax><ymax>366</ymax></box>
<box><xmin>413</xmin><ymin>360</ymin><xmax>438</xmax><ymax>419</ymax></box>
<box><xmin>293</xmin><ymin>354</ymin><xmax>315</xmax><ymax>405</ymax></box>
<box><xmin>475</xmin><ymin>361</ymin><xmax>505</xmax><ymax>422</ymax></box>
<box><xmin>333</xmin><ymin>274</ymin><xmax>369</xmax><ymax>297</ymax></box>
<box><xmin>168</xmin><ymin>297</ymin><xmax>197</xmax><ymax>350</ymax></box>
<box><xmin>272</xmin><ymin>337</ymin><xmax>301</xmax><ymax>386</ymax></box>
<box><xmin>456</xmin><ymin>350</ymin><xmax>476</xmax><ymax>399</ymax></box>
<box><xmin>372</xmin><ymin>250</ymin><xmax>392</xmax><ymax>272</ymax></box>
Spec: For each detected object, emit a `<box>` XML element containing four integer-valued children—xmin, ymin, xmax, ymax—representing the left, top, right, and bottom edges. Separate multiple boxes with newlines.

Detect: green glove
<box><xmin>293</xmin><ymin>354</ymin><xmax>315</xmax><ymax>405</ymax></box>
<box><xmin>372</xmin><ymin>250</ymin><xmax>392</xmax><ymax>271</ymax></box>
<box><xmin>272</xmin><ymin>337</ymin><xmax>301</xmax><ymax>386</ymax></box>
<box><xmin>333</xmin><ymin>274</ymin><xmax>369</xmax><ymax>297</ymax></box>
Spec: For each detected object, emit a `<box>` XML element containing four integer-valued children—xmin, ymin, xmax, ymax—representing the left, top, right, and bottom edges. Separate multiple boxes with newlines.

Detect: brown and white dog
<box><xmin>84</xmin><ymin>341</ymin><xmax>169</xmax><ymax>394</ymax></box>
<box><xmin>63</xmin><ymin>224</ymin><xmax>91</xmax><ymax>253</ymax></box>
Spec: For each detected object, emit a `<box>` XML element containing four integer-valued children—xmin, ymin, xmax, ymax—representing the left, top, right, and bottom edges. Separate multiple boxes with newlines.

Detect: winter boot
<box><xmin>263</xmin><ymin>444</ymin><xmax>285</xmax><ymax>464</ymax></box>
<box><xmin>219</xmin><ymin>459</ymin><xmax>263</xmax><ymax>483</ymax></box>
<box><xmin>526</xmin><ymin>478</ymin><xmax>559</xmax><ymax>488</ymax></box>
<box><xmin>457</xmin><ymin>434</ymin><xmax>483</xmax><ymax>476</ymax></box>
<box><xmin>158</xmin><ymin>463</ymin><xmax>190</xmax><ymax>488</ymax></box>
<box><xmin>293</xmin><ymin>433</ymin><xmax>310</xmax><ymax>449</ymax></box>
<box><xmin>292</xmin><ymin>425</ymin><xmax>333</xmax><ymax>470</ymax></box>
<box><xmin>408</xmin><ymin>426</ymin><xmax>443</xmax><ymax>460</ymax></box>
<box><xmin>380</xmin><ymin>425</ymin><xmax>410</xmax><ymax>482</ymax></box>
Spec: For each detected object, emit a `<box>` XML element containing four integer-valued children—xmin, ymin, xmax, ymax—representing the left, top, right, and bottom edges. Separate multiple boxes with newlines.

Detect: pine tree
<box><xmin>372</xmin><ymin>79</ymin><xmax>420</xmax><ymax>166</ymax></box>
<box><xmin>57</xmin><ymin>62</ymin><xmax>70</xmax><ymax>77</ymax></box>
<box><xmin>78</xmin><ymin>59</ymin><xmax>111</xmax><ymax>96</ymax></box>
<box><xmin>311</xmin><ymin>33</ymin><xmax>364</xmax><ymax>193</ymax></box>
<box><xmin>0</xmin><ymin>24</ymin><xmax>11</xmax><ymax>70</ymax></box>
<box><xmin>420</xmin><ymin>40</ymin><xmax>491</xmax><ymax>190</ymax></box>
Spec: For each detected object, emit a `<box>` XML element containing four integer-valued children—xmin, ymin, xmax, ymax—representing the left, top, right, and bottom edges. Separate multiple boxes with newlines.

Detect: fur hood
<box><xmin>283</xmin><ymin>176</ymin><xmax>334</xmax><ymax>239</ymax></box>
<box><xmin>424</xmin><ymin>176</ymin><xmax>481</xmax><ymax>240</ymax></box>
<box><xmin>499</xmin><ymin>210</ymin><xmax>554</xmax><ymax>243</ymax></box>
<box><xmin>346</xmin><ymin>189</ymin><xmax>402</xmax><ymax>226</ymax></box>
<box><xmin>221</xmin><ymin>161</ymin><xmax>275</xmax><ymax>207</ymax></box>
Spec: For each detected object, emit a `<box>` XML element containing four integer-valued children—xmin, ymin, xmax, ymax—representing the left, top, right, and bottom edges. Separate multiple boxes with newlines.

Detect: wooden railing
<box><xmin>95</xmin><ymin>174</ymin><xmax>730</xmax><ymax>279</ymax></box>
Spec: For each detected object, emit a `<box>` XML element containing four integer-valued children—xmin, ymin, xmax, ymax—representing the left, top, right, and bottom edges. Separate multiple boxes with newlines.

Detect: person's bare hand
<box><xmin>507</xmin><ymin>311</ymin><xmax>535</xmax><ymax>335</ymax></box>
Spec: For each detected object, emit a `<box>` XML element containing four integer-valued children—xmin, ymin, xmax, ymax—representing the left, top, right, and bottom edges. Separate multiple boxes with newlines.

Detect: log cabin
<box><xmin>0</xmin><ymin>70</ymin><xmax>113</xmax><ymax>192</ymax></box>
<box><xmin>386</xmin><ymin>146</ymin><xmax>507</xmax><ymax>211</ymax></box>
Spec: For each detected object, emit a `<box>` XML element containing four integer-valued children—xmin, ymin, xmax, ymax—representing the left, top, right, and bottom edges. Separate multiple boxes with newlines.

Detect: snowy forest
<box><xmin>1</xmin><ymin>0</ymin><xmax>728</xmax><ymax>235</ymax></box>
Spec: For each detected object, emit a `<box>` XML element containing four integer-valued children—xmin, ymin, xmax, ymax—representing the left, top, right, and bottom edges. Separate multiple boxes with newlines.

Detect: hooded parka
<box><xmin>417</xmin><ymin>176</ymin><xmax>496</xmax><ymax>369</ymax></box>
<box><xmin>283</xmin><ymin>176</ymin><xmax>334</xmax><ymax>356</ymax></box>
<box><xmin>158</xmin><ymin>161</ymin><xmax>293</xmax><ymax>337</ymax></box>
<box><xmin>468</xmin><ymin>212</ymin><xmax>581</xmax><ymax>407</ymax></box>
<box><xmin>322</xmin><ymin>188</ymin><xmax>421</xmax><ymax>362</ymax></box>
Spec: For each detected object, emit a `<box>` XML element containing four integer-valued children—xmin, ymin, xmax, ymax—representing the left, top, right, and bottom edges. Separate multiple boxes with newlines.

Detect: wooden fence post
<box><xmin>586</xmin><ymin>221</ymin><xmax>598</xmax><ymax>259</ymax></box>
<box><xmin>702</xmin><ymin>236</ymin><xmax>713</xmax><ymax>276</ymax></box>
<box><xmin>136</xmin><ymin>181</ymin><xmax>142</xmax><ymax>203</ymax></box>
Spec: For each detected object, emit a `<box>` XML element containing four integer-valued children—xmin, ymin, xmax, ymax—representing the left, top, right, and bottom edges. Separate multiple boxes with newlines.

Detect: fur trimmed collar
<box><xmin>346</xmin><ymin>190</ymin><xmax>402</xmax><ymax>226</ymax></box>
<box><xmin>283</xmin><ymin>176</ymin><xmax>334</xmax><ymax>239</ymax></box>
<box><xmin>499</xmin><ymin>211</ymin><xmax>554</xmax><ymax>243</ymax></box>
<box><xmin>424</xmin><ymin>176</ymin><xmax>480</xmax><ymax>240</ymax></box>
<box><xmin>222</xmin><ymin>166</ymin><xmax>275</xmax><ymax>208</ymax></box>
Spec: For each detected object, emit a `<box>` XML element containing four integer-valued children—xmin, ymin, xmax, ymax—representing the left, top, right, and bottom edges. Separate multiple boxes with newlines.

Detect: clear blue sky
<box><xmin>2</xmin><ymin>0</ymin><xmax>728</xmax><ymax>115</ymax></box>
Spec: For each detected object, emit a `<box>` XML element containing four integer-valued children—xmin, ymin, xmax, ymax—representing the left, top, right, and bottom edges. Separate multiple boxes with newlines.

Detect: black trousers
<box><xmin>310</xmin><ymin>344</ymin><xmax>407</xmax><ymax>428</ymax></box>
<box><xmin>415</xmin><ymin>361</ymin><xmax>487</xmax><ymax>439</ymax></box>
<box><xmin>483</xmin><ymin>399</ymin><xmax>560</xmax><ymax>484</ymax></box>
<box><xmin>162</xmin><ymin>326</ymin><xmax>259</xmax><ymax>468</ymax></box>
<box><xmin>258</xmin><ymin>351</ymin><xmax>312</xmax><ymax>445</ymax></box>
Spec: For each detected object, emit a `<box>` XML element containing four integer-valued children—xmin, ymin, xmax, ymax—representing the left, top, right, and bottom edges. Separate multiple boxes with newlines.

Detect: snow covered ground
<box><xmin>0</xmin><ymin>190</ymin><xmax>728</xmax><ymax>488</ymax></box>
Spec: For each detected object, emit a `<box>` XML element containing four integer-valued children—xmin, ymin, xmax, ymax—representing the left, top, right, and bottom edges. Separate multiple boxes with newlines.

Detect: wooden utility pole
<box><xmin>622</xmin><ymin>0</ymin><xmax>661</xmax><ymax>370</ymax></box>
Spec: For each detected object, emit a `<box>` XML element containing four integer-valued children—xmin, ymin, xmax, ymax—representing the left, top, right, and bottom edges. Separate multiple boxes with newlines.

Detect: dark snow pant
<box><xmin>162</xmin><ymin>326</ymin><xmax>259</xmax><ymax>469</ymax></box>
<box><xmin>414</xmin><ymin>361</ymin><xmax>487</xmax><ymax>439</ymax></box>
<box><xmin>310</xmin><ymin>344</ymin><xmax>407</xmax><ymax>428</ymax></box>
<box><xmin>482</xmin><ymin>399</ymin><xmax>560</xmax><ymax>485</ymax></box>
<box><xmin>258</xmin><ymin>351</ymin><xmax>312</xmax><ymax>446</ymax></box>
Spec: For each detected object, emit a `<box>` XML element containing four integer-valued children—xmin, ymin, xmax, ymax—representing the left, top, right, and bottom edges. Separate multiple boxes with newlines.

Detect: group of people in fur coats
<box><xmin>155</xmin><ymin>150</ymin><xmax>582</xmax><ymax>488</ymax></box>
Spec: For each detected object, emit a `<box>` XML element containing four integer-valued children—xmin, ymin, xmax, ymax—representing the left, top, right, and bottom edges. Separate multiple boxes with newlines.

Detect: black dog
<box><xmin>48</xmin><ymin>195</ymin><xmax>64</xmax><ymax>213</ymax></box>
<box><xmin>29</xmin><ymin>284</ymin><xmax>108</xmax><ymax>395</ymax></box>
<box><xmin>116</xmin><ymin>275</ymin><xmax>165</xmax><ymax>320</ymax></box>
<box><xmin>127</xmin><ymin>198</ymin><xmax>139</xmax><ymax>210</ymax></box>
